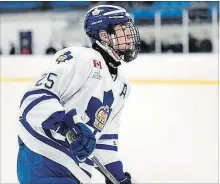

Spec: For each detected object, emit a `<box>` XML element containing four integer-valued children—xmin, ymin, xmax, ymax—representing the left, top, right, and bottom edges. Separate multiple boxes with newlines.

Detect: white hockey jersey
<box><xmin>18</xmin><ymin>46</ymin><xmax>131</xmax><ymax>183</ymax></box>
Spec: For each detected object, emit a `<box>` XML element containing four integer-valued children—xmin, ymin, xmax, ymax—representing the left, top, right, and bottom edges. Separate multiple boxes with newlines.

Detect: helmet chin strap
<box><xmin>95</xmin><ymin>40</ymin><xmax>122</xmax><ymax>68</ymax></box>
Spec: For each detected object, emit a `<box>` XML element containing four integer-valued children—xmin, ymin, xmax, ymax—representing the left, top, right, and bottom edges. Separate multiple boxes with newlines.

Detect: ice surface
<box><xmin>0</xmin><ymin>83</ymin><xmax>218</xmax><ymax>183</ymax></box>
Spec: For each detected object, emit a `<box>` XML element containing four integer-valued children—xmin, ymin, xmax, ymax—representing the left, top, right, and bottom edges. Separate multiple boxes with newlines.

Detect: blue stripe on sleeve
<box><xmin>20</xmin><ymin>95</ymin><xmax>79</xmax><ymax>163</ymax></box>
<box><xmin>42</xmin><ymin>111</ymin><xmax>65</xmax><ymax>131</ymax></box>
<box><xmin>95</xmin><ymin>144</ymin><xmax>118</xmax><ymax>151</ymax></box>
<box><xmin>43</xmin><ymin>129</ymin><xmax>70</xmax><ymax>149</ymax></box>
<box><xmin>22</xmin><ymin>95</ymin><xmax>55</xmax><ymax>118</ymax></box>
<box><xmin>85</xmin><ymin>158</ymin><xmax>94</xmax><ymax>166</ymax></box>
<box><xmin>41</xmin><ymin>111</ymin><xmax>69</xmax><ymax>147</ymax></box>
<box><xmin>20</xmin><ymin>89</ymin><xmax>60</xmax><ymax>107</ymax></box>
<box><xmin>81</xmin><ymin>168</ymin><xmax>92</xmax><ymax>178</ymax></box>
<box><xmin>99</xmin><ymin>134</ymin><xmax>118</xmax><ymax>140</ymax></box>
<box><xmin>19</xmin><ymin>118</ymin><xmax>78</xmax><ymax>162</ymax></box>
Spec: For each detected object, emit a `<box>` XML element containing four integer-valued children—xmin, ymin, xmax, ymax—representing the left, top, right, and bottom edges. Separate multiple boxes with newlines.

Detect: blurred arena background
<box><xmin>0</xmin><ymin>1</ymin><xmax>219</xmax><ymax>54</ymax></box>
<box><xmin>0</xmin><ymin>1</ymin><xmax>219</xmax><ymax>184</ymax></box>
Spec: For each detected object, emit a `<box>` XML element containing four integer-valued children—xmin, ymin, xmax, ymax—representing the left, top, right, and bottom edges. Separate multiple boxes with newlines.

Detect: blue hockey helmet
<box><xmin>84</xmin><ymin>5</ymin><xmax>140</xmax><ymax>64</ymax></box>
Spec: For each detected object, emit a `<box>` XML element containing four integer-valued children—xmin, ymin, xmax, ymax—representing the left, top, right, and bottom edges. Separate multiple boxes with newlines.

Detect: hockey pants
<box><xmin>17</xmin><ymin>139</ymin><xmax>79</xmax><ymax>184</ymax></box>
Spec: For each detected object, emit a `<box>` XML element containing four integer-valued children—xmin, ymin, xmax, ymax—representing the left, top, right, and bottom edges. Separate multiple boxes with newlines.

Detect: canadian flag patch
<box><xmin>93</xmin><ymin>60</ymin><xmax>102</xmax><ymax>69</ymax></box>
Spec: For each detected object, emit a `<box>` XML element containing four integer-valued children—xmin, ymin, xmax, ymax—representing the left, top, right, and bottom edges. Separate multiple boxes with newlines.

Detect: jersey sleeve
<box><xmin>19</xmin><ymin>47</ymin><xmax>95</xmax><ymax>151</ymax></box>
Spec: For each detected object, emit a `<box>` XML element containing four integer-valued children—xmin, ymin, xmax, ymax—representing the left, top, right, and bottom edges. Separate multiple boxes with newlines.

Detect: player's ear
<box><xmin>99</xmin><ymin>30</ymin><xmax>110</xmax><ymax>44</ymax></box>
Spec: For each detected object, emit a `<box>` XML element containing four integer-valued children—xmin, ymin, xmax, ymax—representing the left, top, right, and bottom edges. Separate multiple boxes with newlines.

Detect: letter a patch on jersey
<box><xmin>93</xmin><ymin>60</ymin><xmax>102</xmax><ymax>69</ymax></box>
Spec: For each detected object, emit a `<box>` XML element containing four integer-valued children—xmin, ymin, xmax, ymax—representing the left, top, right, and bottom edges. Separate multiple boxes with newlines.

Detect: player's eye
<box><xmin>126</xmin><ymin>35</ymin><xmax>132</xmax><ymax>40</ymax></box>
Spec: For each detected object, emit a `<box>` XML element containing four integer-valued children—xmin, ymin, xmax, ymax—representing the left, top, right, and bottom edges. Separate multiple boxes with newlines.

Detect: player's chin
<box><xmin>111</xmin><ymin>49</ymin><xmax>121</xmax><ymax>59</ymax></box>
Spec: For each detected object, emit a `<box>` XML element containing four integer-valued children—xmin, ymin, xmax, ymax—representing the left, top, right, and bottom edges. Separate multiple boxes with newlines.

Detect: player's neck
<box><xmin>92</xmin><ymin>43</ymin><xmax>118</xmax><ymax>80</ymax></box>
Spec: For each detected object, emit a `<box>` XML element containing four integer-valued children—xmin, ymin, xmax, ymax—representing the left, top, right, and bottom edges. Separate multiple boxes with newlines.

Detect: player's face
<box><xmin>99</xmin><ymin>22</ymin><xmax>139</xmax><ymax>61</ymax></box>
<box><xmin>113</xmin><ymin>24</ymin><xmax>133</xmax><ymax>52</ymax></box>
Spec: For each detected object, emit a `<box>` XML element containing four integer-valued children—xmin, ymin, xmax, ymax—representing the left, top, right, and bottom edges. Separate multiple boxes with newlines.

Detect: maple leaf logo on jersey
<box><xmin>85</xmin><ymin>90</ymin><xmax>114</xmax><ymax>132</ymax></box>
<box><xmin>56</xmin><ymin>51</ymin><xmax>73</xmax><ymax>64</ymax></box>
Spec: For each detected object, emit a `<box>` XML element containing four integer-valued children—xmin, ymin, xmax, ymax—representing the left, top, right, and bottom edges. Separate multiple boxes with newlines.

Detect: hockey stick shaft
<box><xmin>91</xmin><ymin>156</ymin><xmax>120</xmax><ymax>184</ymax></box>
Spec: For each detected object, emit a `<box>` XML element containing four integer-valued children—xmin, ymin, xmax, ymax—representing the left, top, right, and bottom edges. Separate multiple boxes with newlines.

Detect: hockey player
<box><xmin>17</xmin><ymin>5</ymin><xmax>140</xmax><ymax>184</ymax></box>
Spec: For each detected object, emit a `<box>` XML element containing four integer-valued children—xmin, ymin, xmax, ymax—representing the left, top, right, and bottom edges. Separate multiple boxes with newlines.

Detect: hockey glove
<box><xmin>103</xmin><ymin>161</ymin><xmax>133</xmax><ymax>184</ymax></box>
<box><xmin>119</xmin><ymin>172</ymin><xmax>132</xmax><ymax>184</ymax></box>
<box><xmin>64</xmin><ymin>109</ymin><xmax>96</xmax><ymax>162</ymax></box>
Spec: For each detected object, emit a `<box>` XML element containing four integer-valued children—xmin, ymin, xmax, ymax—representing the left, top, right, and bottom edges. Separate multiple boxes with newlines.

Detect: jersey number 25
<box><xmin>35</xmin><ymin>73</ymin><xmax>57</xmax><ymax>89</ymax></box>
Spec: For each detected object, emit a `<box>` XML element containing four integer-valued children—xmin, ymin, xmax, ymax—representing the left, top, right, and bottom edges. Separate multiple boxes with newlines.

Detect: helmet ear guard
<box><xmin>99</xmin><ymin>30</ymin><xmax>110</xmax><ymax>44</ymax></box>
<box><xmin>95</xmin><ymin>40</ymin><xmax>123</xmax><ymax>68</ymax></box>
